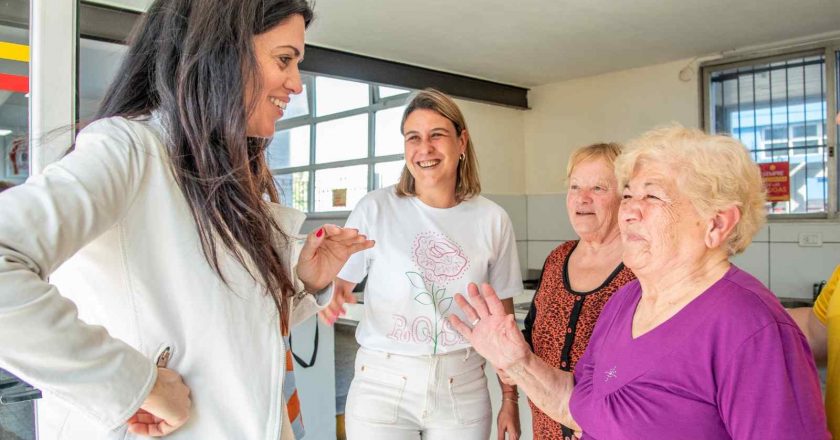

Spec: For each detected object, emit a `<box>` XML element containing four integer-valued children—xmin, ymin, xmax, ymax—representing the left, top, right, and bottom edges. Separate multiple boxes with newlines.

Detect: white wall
<box><xmin>524</xmin><ymin>57</ymin><xmax>700</xmax><ymax>195</ymax></box>
<box><xmin>455</xmin><ymin>98</ymin><xmax>527</xmax><ymax>195</ymax></box>
<box><xmin>292</xmin><ymin>316</ymin><xmax>337</xmax><ymax>440</ymax></box>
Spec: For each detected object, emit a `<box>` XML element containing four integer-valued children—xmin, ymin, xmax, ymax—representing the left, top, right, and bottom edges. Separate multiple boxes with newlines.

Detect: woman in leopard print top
<box><xmin>522</xmin><ymin>143</ymin><xmax>636</xmax><ymax>440</ymax></box>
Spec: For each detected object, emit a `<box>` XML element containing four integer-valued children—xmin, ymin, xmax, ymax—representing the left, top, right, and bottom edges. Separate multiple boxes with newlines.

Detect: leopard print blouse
<box><xmin>522</xmin><ymin>240</ymin><xmax>636</xmax><ymax>439</ymax></box>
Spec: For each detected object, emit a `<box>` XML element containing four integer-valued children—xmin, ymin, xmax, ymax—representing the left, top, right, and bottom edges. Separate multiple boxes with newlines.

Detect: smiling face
<box><xmin>566</xmin><ymin>157</ymin><xmax>621</xmax><ymax>242</ymax></box>
<box><xmin>244</xmin><ymin>14</ymin><xmax>305</xmax><ymax>138</ymax></box>
<box><xmin>402</xmin><ymin>108</ymin><xmax>467</xmax><ymax>194</ymax></box>
<box><xmin>618</xmin><ymin>160</ymin><xmax>709</xmax><ymax>277</ymax></box>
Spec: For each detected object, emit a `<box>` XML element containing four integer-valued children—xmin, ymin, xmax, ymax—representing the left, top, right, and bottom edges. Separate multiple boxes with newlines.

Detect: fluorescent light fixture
<box><xmin>0</xmin><ymin>129</ymin><xmax>12</xmax><ymax>136</ymax></box>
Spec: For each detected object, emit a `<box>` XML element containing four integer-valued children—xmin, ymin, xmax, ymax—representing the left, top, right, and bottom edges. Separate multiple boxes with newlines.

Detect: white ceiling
<box><xmin>81</xmin><ymin>0</ymin><xmax>840</xmax><ymax>87</ymax></box>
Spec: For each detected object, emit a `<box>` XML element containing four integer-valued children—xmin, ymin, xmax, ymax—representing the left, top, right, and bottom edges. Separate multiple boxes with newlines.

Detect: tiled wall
<box><xmin>482</xmin><ymin>194</ymin><xmax>530</xmax><ymax>280</ymax></box>
<box><xmin>733</xmin><ymin>223</ymin><xmax>840</xmax><ymax>299</ymax></box>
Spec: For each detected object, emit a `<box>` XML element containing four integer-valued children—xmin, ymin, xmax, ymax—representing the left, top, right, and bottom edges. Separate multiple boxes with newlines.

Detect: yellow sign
<box><xmin>332</xmin><ymin>188</ymin><xmax>347</xmax><ymax>208</ymax></box>
<box><xmin>0</xmin><ymin>42</ymin><xmax>29</xmax><ymax>63</ymax></box>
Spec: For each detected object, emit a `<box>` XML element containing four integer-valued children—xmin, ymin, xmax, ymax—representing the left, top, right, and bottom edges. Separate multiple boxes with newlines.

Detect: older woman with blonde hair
<box><xmin>451</xmin><ymin>125</ymin><xmax>829</xmax><ymax>439</ymax></box>
<box><xmin>522</xmin><ymin>142</ymin><xmax>636</xmax><ymax>439</ymax></box>
<box><xmin>321</xmin><ymin>89</ymin><xmax>523</xmax><ymax>440</ymax></box>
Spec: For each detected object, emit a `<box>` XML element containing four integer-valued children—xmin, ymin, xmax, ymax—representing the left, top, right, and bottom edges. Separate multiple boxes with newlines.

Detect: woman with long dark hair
<box><xmin>0</xmin><ymin>1</ymin><xmax>372</xmax><ymax>438</ymax></box>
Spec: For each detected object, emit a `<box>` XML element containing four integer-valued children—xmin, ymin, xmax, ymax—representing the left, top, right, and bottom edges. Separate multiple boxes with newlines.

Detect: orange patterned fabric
<box><xmin>283</xmin><ymin>333</ymin><xmax>304</xmax><ymax>439</ymax></box>
<box><xmin>526</xmin><ymin>241</ymin><xmax>636</xmax><ymax>439</ymax></box>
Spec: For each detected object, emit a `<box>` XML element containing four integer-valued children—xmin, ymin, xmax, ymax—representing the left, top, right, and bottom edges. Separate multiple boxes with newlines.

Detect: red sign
<box><xmin>759</xmin><ymin>162</ymin><xmax>790</xmax><ymax>202</ymax></box>
<box><xmin>0</xmin><ymin>73</ymin><xmax>28</xmax><ymax>93</ymax></box>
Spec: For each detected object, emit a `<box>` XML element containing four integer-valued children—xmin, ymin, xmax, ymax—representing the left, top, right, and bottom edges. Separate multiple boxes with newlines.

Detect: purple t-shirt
<box><xmin>568</xmin><ymin>266</ymin><xmax>829</xmax><ymax>440</ymax></box>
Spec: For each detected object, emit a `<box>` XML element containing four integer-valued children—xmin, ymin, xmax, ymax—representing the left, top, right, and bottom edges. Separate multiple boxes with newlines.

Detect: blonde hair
<box><xmin>395</xmin><ymin>89</ymin><xmax>481</xmax><ymax>202</ymax></box>
<box><xmin>566</xmin><ymin>142</ymin><xmax>623</xmax><ymax>180</ymax></box>
<box><xmin>614</xmin><ymin>125</ymin><xmax>766</xmax><ymax>256</ymax></box>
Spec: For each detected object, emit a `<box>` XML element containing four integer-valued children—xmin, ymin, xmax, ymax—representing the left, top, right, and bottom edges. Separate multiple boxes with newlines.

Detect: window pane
<box><xmin>315</xmin><ymin>76</ymin><xmax>369</xmax><ymax>116</ymax></box>
<box><xmin>374</xmin><ymin>160</ymin><xmax>404</xmax><ymax>190</ymax></box>
<box><xmin>79</xmin><ymin>38</ymin><xmax>126</xmax><ymax>119</ymax></box>
<box><xmin>379</xmin><ymin>85</ymin><xmax>410</xmax><ymax>99</ymax></box>
<box><xmin>282</xmin><ymin>83</ymin><xmax>309</xmax><ymax>120</ymax></box>
<box><xmin>314</xmin><ymin>165</ymin><xmax>367</xmax><ymax>212</ymax></box>
<box><xmin>267</xmin><ymin>125</ymin><xmax>309</xmax><ymax>169</ymax></box>
<box><xmin>375</xmin><ymin>106</ymin><xmax>406</xmax><ymax>156</ymax></box>
<box><xmin>709</xmin><ymin>55</ymin><xmax>828</xmax><ymax>215</ymax></box>
<box><xmin>274</xmin><ymin>172</ymin><xmax>309</xmax><ymax>212</ymax></box>
<box><xmin>2</xmin><ymin>133</ymin><xmax>27</xmax><ymax>180</ymax></box>
<box><xmin>0</xmin><ymin>24</ymin><xmax>30</xmax><ymax>184</ymax></box>
<box><xmin>315</xmin><ymin>114</ymin><xmax>368</xmax><ymax>164</ymax></box>
<box><xmin>759</xmin><ymin>154</ymin><xmax>828</xmax><ymax>215</ymax></box>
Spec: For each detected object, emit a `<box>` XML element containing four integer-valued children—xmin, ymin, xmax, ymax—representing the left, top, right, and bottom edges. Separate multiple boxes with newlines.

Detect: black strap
<box><xmin>561</xmin><ymin>425</ymin><xmax>576</xmax><ymax>439</ymax></box>
<box><xmin>288</xmin><ymin>322</ymin><xmax>319</xmax><ymax>368</ymax></box>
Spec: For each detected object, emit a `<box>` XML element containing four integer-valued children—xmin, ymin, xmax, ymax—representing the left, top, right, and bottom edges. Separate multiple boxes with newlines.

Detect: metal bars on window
<box><xmin>703</xmin><ymin>43</ymin><xmax>840</xmax><ymax>218</ymax></box>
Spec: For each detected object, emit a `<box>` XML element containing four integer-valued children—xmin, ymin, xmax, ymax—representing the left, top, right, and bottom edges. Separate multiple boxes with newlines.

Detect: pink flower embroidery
<box><xmin>412</xmin><ymin>233</ymin><xmax>469</xmax><ymax>284</ymax></box>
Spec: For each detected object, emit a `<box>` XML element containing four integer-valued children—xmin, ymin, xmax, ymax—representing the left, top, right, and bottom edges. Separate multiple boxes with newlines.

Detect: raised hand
<box><xmin>319</xmin><ymin>278</ymin><xmax>357</xmax><ymax>325</ymax></box>
<box><xmin>448</xmin><ymin>283</ymin><xmax>531</xmax><ymax>371</ymax></box>
<box><xmin>296</xmin><ymin>225</ymin><xmax>374</xmax><ymax>293</ymax></box>
<box><xmin>127</xmin><ymin>368</ymin><xmax>191</xmax><ymax>437</ymax></box>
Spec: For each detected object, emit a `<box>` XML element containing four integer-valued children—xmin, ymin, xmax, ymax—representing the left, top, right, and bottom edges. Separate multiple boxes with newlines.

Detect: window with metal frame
<box><xmin>836</xmin><ymin>49</ymin><xmax>840</xmax><ymax>210</ymax></box>
<box><xmin>703</xmin><ymin>44</ymin><xmax>839</xmax><ymax>218</ymax></box>
<box><xmin>269</xmin><ymin>74</ymin><xmax>411</xmax><ymax>214</ymax></box>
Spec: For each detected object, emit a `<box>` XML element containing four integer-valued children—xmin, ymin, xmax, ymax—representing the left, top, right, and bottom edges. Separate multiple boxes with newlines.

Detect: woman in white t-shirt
<box><xmin>321</xmin><ymin>89</ymin><xmax>524</xmax><ymax>440</ymax></box>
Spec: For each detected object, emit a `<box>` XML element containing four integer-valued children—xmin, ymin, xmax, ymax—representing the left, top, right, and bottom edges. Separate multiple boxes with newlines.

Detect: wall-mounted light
<box><xmin>0</xmin><ymin>129</ymin><xmax>12</xmax><ymax>136</ymax></box>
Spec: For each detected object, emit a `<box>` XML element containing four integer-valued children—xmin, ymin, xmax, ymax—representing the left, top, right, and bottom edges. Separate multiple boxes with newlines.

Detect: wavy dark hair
<box><xmin>97</xmin><ymin>0</ymin><xmax>313</xmax><ymax>332</ymax></box>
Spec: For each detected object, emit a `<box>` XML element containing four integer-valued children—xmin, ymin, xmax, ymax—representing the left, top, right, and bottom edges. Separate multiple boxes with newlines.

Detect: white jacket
<box><xmin>0</xmin><ymin>114</ymin><xmax>331</xmax><ymax>439</ymax></box>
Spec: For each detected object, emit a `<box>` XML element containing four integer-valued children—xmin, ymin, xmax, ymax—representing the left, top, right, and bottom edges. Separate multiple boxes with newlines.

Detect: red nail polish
<box><xmin>316</xmin><ymin>228</ymin><xmax>324</xmax><ymax>238</ymax></box>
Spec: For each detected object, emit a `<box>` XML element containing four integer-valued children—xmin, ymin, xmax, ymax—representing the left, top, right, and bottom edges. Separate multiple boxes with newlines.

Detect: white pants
<box><xmin>345</xmin><ymin>347</ymin><xmax>492</xmax><ymax>440</ymax></box>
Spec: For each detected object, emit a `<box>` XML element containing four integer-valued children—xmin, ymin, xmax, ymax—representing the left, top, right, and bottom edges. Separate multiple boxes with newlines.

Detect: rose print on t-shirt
<box><xmin>397</xmin><ymin>232</ymin><xmax>471</xmax><ymax>353</ymax></box>
<box><xmin>412</xmin><ymin>233</ymin><xmax>469</xmax><ymax>283</ymax></box>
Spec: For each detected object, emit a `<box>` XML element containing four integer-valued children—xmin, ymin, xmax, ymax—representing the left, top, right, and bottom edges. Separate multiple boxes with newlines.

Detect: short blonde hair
<box><xmin>566</xmin><ymin>142</ymin><xmax>623</xmax><ymax>180</ymax></box>
<box><xmin>614</xmin><ymin>125</ymin><xmax>766</xmax><ymax>256</ymax></box>
<box><xmin>395</xmin><ymin>89</ymin><xmax>481</xmax><ymax>202</ymax></box>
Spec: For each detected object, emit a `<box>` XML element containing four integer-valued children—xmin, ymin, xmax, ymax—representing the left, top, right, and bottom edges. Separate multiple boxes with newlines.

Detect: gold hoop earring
<box><xmin>459</xmin><ymin>153</ymin><xmax>466</xmax><ymax>161</ymax></box>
